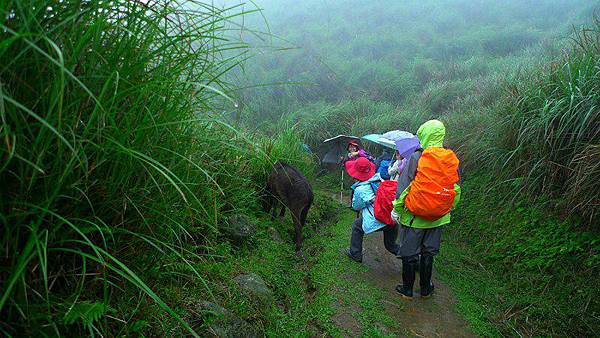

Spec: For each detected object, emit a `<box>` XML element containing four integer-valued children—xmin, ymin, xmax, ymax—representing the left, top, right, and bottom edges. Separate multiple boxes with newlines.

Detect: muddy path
<box><xmin>320</xmin><ymin>190</ymin><xmax>474</xmax><ymax>337</ymax></box>
<box><xmin>358</xmin><ymin>231</ymin><xmax>475</xmax><ymax>337</ymax></box>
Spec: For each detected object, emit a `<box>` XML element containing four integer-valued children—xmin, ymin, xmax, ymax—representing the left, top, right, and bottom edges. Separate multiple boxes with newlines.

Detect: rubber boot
<box><xmin>420</xmin><ymin>255</ymin><xmax>435</xmax><ymax>297</ymax></box>
<box><xmin>396</xmin><ymin>258</ymin><xmax>417</xmax><ymax>298</ymax></box>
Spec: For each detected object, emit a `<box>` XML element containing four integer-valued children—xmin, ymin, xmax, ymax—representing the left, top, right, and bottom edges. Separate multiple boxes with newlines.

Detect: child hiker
<box><xmin>344</xmin><ymin>157</ymin><xmax>400</xmax><ymax>262</ymax></box>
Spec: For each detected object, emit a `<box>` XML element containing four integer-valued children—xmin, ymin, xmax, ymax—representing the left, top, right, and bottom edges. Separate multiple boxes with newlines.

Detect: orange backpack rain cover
<box><xmin>405</xmin><ymin>147</ymin><xmax>460</xmax><ymax>221</ymax></box>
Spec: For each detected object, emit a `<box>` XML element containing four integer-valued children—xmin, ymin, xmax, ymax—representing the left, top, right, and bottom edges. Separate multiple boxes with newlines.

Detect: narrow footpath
<box><xmin>318</xmin><ymin>197</ymin><xmax>475</xmax><ymax>337</ymax></box>
<box><xmin>358</xmin><ymin>231</ymin><xmax>475</xmax><ymax>337</ymax></box>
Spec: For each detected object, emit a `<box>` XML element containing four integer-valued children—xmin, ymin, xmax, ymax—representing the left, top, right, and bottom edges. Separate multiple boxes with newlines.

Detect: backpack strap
<box><xmin>365</xmin><ymin>205</ymin><xmax>375</xmax><ymax>218</ymax></box>
<box><xmin>369</xmin><ymin>182</ymin><xmax>378</xmax><ymax>195</ymax></box>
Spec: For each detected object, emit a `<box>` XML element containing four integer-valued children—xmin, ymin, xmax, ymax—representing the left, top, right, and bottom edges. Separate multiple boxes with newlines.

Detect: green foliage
<box><xmin>238</xmin><ymin>3</ymin><xmax>600</xmax><ymax>336</ymax></box>
<box><xmin>438</xmin><ymin>174</ymin><xmax>600</xmax><ymax>336</ymax></box>
<box><xmin>471</xmin><ymin>21</ymin><xmax>600</xmax><ymax>222</ymax></box>
<box><xmin>237</xmin><ymin>0</ymin><xmax>595</xmax><ymax>120</ymax></box>
<box><xmin>232</xmin><ymin>0</ymin><xmax>600</xmax><ymax>226</ymax></box>
<box><xmin>249</xmin><ymin>123</ymin><xmax>317</xmax><ymax>184</ymax></box>
<box><xmin>63</xmin><ymin>301</ymin><xmax>111</xmax><ymax>327</ymax></box>
<box><xmin>0</xmin><ymin>1</ymin><xmax>310</xmax><ymax>336</ymax></box>
<box><xmin>195</xmin><ymin>200</ymin><xmax>401</xmax><ymax>336</ymax></box>
<box><xmin>3</xmin><ymin>0</ymin><xmax>600</xmax><ymax>336</ymax></box>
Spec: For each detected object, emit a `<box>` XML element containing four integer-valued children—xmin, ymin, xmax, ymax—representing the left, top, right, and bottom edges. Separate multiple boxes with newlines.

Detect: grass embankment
<box><xmin>437</xmin><ymin>174</ymin><xmax>600</xmax><ymax>337</ymax></box>
<box><xmin>193</xmin><ymin>185</ymin><xmax>401</xmax><ymax>337</ymax></box>
<box><xmin>0</xmin><ymin>1</ymin><xmax>315</xmax><ymax>336</ymax></box>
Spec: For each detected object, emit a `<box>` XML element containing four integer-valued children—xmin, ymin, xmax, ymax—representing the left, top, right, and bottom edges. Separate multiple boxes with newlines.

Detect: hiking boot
<box><xmin>421</xmin><ymin>283</ymin><xmax>435</xmax><ymax>298</ymax></box>
<box><xmin>420</xmin><ymin>255</ymin><xmax>435</xmax><ymax>298</ymax></box>
<box><xmin>396</xmin><ymin>258</ymin><xmax>417</xmax><ymax>299</ymax></box>
<box><xmin>345</xmin><ymin>248</ymin><xmax>362</xmax><ymax>263</ymax></box>
<box><xmin>395</xmin><ymin>284</ymin><xmax>413</xmax><ymax>298</ymax></box>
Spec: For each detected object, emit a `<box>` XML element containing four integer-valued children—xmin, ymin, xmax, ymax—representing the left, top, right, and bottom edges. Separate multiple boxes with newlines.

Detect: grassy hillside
<box><xmin>2</xmin><ymin>0</ymin><xmax>600</xmax><ymax>336</ymax></box>
<box><xmin>233</xmin><ymin>0</ymin><xmax>600</xmax><ymax>224</ymax></box>
<box><xmin>237</xmin><ymin>0</ymin><xmax>596</xmax><ymax>120</ymax></box>
<box><xmin>232</xmin><ymin>1</ymin><xmax>600</xmax><ymax>336</ymax></box>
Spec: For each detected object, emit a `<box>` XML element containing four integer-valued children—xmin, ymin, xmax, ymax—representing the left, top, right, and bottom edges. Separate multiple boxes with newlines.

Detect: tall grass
<box><xmin>0</xmin><ymin>1</ymin><xmax>303</xmax><ymax>335</ymax></box>
<box><xmin>280</xmin><ymin>19</ymin><xmax>600</xmax><ymax>225</ymax></box>
<box><xmin>481</xmin><ymin>21</ymin><xmax>600</xmax><ymax>223</ymax></box>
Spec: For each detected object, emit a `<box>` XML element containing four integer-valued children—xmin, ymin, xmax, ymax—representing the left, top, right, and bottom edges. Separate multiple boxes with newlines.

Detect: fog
<box><xmin>200</xmin><ymin>0</ymin><xmax>599</xmax><ymax>123</ymax></box>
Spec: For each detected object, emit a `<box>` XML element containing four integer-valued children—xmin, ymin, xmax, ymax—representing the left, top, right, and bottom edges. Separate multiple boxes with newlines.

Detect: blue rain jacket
<box><xmin>351</xmin><ymin>173</ymin><xmax>386</xmax><ymax>234</ymax></box>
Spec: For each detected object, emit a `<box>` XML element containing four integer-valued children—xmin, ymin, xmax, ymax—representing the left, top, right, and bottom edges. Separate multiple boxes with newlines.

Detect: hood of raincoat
<box><xmin>348</xmin><ymin>140</ymin><xmax>362</xmax><ymax>150</ymax></box>
<box><xmin>417</xmin><ymin>120</ymin><xmax>445</xmax><ymax>148</ymax></box>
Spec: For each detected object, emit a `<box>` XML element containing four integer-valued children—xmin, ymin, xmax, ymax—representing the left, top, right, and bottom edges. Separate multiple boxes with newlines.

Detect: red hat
<box><xmin>345</xmin><ymin>157</ymin><xmax>376</xmax><ymax>181</ymax></box>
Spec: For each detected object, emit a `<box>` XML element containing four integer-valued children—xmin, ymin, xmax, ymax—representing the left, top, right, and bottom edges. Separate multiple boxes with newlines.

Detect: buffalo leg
<box><xmin>299</xmin><ymin>204</ymin><xmax>310</xmax><ymax>228</ymax></box>
<box><xmin>279</xmin><ymin>205</ymin><xmax>286</xmax><ymax>218</ymax></box>
<box><xmin>270</xmin><ymin>198</ymin><xmax>277</xmax><ymax>220</ymax></box>
<box><xmin>293</xmin><ymin>211</ymin><xmax>303</xmax><ymax>252</ymax></box>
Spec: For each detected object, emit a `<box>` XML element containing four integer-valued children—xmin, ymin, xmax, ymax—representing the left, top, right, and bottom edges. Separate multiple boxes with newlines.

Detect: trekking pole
<box><xmin>340</xmin><ymin>169</ymin><xmax>344</xmax><ymax>203</ymax></box>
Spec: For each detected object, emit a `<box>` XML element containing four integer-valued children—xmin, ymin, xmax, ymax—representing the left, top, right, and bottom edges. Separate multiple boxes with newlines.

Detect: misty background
<box><xmin>206</xmin><ymin>0</ymin><xmax>599</xmax><ymax>130</ymax></box>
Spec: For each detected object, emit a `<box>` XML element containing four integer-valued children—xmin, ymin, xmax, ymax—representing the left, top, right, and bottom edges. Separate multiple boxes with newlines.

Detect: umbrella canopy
<box><xmin>382</xmin><ymin>130</ymin><xmax>415</xmax><ymax>141</ymax></box>
<box><xmin>321</xmin><ymin>135</ymin><xmax>362</xmax><ymax>164</ymax></box>
<box><xmin>395</xmin><ymin>135</ymin><xmax>421</xmax><ymax>159</ymax></box>
<box><xmin>378</xmin><ymin>130</ymin><xmax>415</xmax><ymax>151</ymax></box>
<box><xmin>362</xmin><ymin>133</ymin><xmax>382</xmax><ymax>144</ymax></box>
<box><xmin>362</xmin><ymin>133</ymin><xmax>396</xmax><ymax>149</ymax></box>
<box><xmin>377</xmin><ymin>138</ymin><xmax>396</xmax><ymax>149</ymax></box>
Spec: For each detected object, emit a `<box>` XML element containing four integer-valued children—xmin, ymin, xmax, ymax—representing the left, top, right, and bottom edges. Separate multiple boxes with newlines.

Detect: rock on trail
<box><xmin>233</xmin><ymin>273</ymin><xmax>274</xmax><ymax>300</ymax></box>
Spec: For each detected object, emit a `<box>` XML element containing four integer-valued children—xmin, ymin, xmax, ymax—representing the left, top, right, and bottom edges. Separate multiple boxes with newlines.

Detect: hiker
<box><xmin>387</xmin><ymin>150</ymin><xmax>406</xmax><ymax>181</ymax></box>
<box><xmin>344</xmin><ymin>157</ymin><xmax>400</xmax><ymax>262</ymax></box>
<box><xmin>343</xmin><ymin>141</ymin><xmax>374</xmax><ymax>163</ymax></box>
<box><xmin>375</xmin><ymin>149</ymin><xmax>393</xmax><ymax>180</ymax></box>
<box><xmin>392</xmin><ymin>120</ymin><xmax>461</xmax><ymax>298</ymax></box>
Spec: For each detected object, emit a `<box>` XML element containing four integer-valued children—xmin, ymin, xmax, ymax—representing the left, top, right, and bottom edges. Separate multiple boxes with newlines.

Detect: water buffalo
<box><xmin>263</xmin><ymin>161</ymin><xmax>313</xmax><ymax>252</ymax></box>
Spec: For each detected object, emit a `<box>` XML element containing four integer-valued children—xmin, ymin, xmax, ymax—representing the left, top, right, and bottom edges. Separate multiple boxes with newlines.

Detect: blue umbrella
<box><xmin>362</xmin><ymin>133</ymin><xmax>396</xmax><ymax>149</ymax></box>
<box><xmin>362</xmin><ymin>133</ymin><xmax>382</xmax><ymax>143</ymax></box>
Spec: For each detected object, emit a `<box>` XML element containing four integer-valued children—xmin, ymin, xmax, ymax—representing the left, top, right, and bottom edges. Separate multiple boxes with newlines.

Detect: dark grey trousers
<box><xmin>349</xmin><ymin>217</ymin><xmax>400</xmax><ymax>260</ymax></box>
<box><xmin>397</xmin><ymin>225</ymin><xmax>443</xmax><ymax>263</ymax></box>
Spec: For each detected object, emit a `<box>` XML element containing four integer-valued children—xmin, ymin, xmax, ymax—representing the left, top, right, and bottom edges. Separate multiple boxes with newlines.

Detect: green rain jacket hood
<box><xmin>417</xmin><ymin>119</ymin><xmax>445</xmax><ymax>148</ymax></box>
<box><xmin>392</xmin><ymin>120</ymin><xmax>461</xmax><ymax>228</ymax></box>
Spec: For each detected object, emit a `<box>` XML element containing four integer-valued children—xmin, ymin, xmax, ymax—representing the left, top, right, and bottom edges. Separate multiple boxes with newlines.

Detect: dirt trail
<box><xmin>323</xmin><ymin>191</ymin><xmax>474</xmax><ymax>336</ymax></box>
<box><xmin>358</xmin><ymin>231</ymin><xmax>475</xmax><ymax>337</ymax></box>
